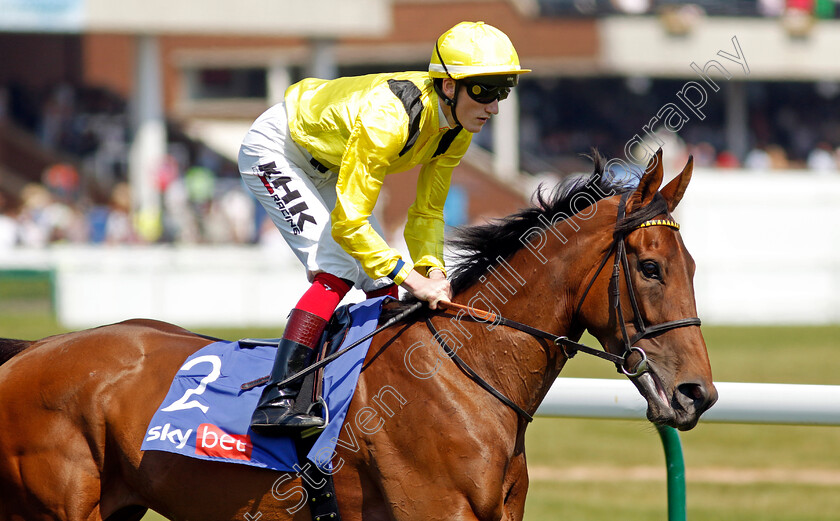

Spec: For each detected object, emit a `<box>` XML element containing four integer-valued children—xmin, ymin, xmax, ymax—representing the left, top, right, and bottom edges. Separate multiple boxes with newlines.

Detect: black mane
<box><xmin>0</xmin><ymin>338</ymin><xmax>31</xmax><ymax>366</ymax></box>
<box><xmin>448</xmin><ymin>154</ymin><xmax>638</xmax><ymax>295</ymax></box>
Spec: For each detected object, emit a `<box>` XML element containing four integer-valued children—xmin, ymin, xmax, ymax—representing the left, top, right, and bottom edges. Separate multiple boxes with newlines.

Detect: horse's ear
<box><xmin>625</xmin><ymin>148</ymin><xmax>664</xmax><ymax>214</ymax></box>
<box><xmin>660</xmin><ymin>155</ymin><xmax>694</xmax><ymax>212</ymax></box>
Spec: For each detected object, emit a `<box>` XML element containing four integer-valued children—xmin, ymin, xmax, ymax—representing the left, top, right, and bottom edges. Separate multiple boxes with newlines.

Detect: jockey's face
<box><xmin>441</xmin><ymin>79</ymin><xmax>499</xmax><ymax>134</ymax></box>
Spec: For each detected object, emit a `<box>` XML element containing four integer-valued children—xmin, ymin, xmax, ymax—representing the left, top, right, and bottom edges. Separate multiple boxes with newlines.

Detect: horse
<box><xmin>0</xmin><ymin>149</ymin><xmax>716</xmax><ymax>521</ymax></box>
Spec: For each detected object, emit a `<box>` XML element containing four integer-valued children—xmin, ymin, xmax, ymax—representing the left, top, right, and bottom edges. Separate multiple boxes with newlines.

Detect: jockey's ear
<box><xmin>625</xmin><ymin>148</ymin><xmax>663</xmax><ymax>214</ymax></box>
<box><xmin>442</xmin><ymin>78</ymin><xmax>457</xmax><ymax>98</ymax></box>
<box><xmin>660</xmin><ymin>155</ymin><xmax>694</xmax><ymax>213</ymax></box>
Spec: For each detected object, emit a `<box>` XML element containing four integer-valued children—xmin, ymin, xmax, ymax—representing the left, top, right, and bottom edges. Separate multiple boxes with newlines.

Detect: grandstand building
<box><xmin>1</xmin><ymin>0</ymin><xmax>839</xmax><ymax>326</ymax></box>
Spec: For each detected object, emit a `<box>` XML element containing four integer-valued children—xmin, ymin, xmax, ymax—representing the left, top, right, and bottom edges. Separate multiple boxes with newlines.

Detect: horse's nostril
<box><xmin>677</xmin><ymin>382</ymin><xmax>711</xmax><ymax>411</ymax></box>
<box><xmin>683</xmin><ymin>383</ymin><xmax>703</xmax><ymax>400</ymax></box>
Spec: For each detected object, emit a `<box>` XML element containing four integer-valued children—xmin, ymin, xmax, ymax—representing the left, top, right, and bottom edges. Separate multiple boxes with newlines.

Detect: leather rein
<box><xmin>427</xmin><ymin>192</ymin><xmax>702</xmax><ymax>423</ymax></box>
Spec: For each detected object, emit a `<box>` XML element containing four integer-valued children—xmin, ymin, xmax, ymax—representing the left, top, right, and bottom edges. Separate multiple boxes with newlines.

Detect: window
<box><xmin>187</xmin><ymin>67</ymin><xmax>267</xmax><ymax>100</ymax></box>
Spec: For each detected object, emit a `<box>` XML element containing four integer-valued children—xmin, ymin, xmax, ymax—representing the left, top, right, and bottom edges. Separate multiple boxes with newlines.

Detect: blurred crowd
<box><xmin>0</xmin><ymin>172</ymin><xmax>273</xmax><ymax>250</ymax></box>
<box><xmin>539</xmin><ymin>0</ymin><xmax>840</xmax><ymax>18</ymax></box>
<box><xmin>518</xmin><ymin>77</ymin><xmax>840</xmax><ymax>175</ymax></box>
<box><xmin>0</xmin><ymin>83</ymin><xmax>274</xmax><ymax>250</ymax></box>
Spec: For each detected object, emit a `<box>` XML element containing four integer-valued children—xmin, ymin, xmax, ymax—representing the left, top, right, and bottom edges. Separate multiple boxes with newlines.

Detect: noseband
<box><xmin>426</xmin><ymin>190</ymin><xmax>701</xmax><ymax>422</ymax></box>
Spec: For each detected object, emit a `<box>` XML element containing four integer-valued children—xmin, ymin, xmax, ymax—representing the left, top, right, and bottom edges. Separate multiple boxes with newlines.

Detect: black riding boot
<box><xmin>250</xmin><ymin>310</ymin><xmax>327</xmax><ymax>435</ymax></box>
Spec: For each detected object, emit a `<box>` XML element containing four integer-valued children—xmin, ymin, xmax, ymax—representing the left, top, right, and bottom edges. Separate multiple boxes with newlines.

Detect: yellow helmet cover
<box><xmin>429</xmin><ymin>21</ymin><xmax>530</xmax><ymax>81</ymax></box>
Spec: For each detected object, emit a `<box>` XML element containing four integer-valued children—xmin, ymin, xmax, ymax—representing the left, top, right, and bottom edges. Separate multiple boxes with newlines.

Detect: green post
<box><xmin>656</xmin><ymin>425</ymin><xmax>686</xmax><ymax>521</ymax></box>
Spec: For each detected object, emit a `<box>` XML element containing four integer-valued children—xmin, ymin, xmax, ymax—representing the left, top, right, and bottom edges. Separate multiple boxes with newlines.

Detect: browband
<box><xmin>636</xmin><ymin>219</ymin><xmax>680</xmax><ymax>231</ymax></box>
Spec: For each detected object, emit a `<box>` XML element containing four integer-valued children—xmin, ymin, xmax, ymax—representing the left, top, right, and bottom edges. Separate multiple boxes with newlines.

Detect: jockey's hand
<box><xmin>401</xmin><ymin>269</ymin><xmax>452</xmax><ymax>310</ymax></box>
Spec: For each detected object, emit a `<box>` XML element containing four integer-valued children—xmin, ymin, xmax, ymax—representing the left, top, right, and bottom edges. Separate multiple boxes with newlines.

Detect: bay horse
<box><xmin>0</xmin><ymin>150</ymin><xmax>716</xmax><ymax>521</ymax></box>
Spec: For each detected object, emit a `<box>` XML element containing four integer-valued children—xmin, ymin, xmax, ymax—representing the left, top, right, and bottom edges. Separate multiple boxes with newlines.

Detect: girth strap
<box><xmin>293</xmin><ymin>436</ymin><xmax>342</xmax><ymax>521</ymax></box>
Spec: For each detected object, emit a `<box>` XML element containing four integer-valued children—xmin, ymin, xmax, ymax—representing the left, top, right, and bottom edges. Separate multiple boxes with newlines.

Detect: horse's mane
<box><xmin>380</xmin><ymin>153</ymin><xmax>640</xmax><ymax>321</ymax></box>
<box><xmin>448</xmin><ymin>153</ymin><xmax>637</xmax><ymax>295</ymax></box>
<box><xmin>0</xmin><ymin>338</ymin><xmax>32</xmax><ymax>366</ymax></box>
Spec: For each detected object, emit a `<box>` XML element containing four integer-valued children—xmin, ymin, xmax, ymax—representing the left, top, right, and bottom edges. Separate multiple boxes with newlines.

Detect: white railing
<box><xmin>538</xmin><ymin>378</ymin><xmax>840</xmax><ymax>425</ymax></box>
<box><xmin>536</xmin><ymin>378</ymin><xmax>840</xmax><ymax>521</ymax></box>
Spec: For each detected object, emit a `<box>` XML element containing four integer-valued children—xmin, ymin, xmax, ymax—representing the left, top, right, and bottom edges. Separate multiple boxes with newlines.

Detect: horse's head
<box><xmin>578</xmin><ymin>149</ymin><xmax>717</xmax><ymax>430</ymax></box>
<box><xmin>447</xmin><ymin>151</ymin><xmax>716</xmax><ymax>429</ymax></box>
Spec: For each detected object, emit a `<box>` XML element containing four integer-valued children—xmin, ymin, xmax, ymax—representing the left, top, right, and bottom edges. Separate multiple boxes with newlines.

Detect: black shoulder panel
<box><xmin>432</xmin><ymin>126</ymin><xmax>463</xmax><ymax>158</ymax></box>
<box><xmin>387</xmin><ymin>79</ymin><xmax>424</xmax><ymax>157</ymax></box>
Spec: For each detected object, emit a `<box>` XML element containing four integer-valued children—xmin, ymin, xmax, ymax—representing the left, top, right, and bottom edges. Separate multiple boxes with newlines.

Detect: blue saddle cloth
<box><xmin>141</xmin><ymin>296</ymin><xmax>389</xmax><ymax>472</ymax></box>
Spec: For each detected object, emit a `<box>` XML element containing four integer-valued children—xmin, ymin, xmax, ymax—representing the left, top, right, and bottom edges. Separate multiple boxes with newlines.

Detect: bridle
<box><xmin>426</xmin><ymin>190</ymin><xmax>702</xmax><ymax>422</ymax></box>
<box><xmin>570</xmin><ymin>191</ymin><xmax>702</xmax><ymax>376</ymax></box>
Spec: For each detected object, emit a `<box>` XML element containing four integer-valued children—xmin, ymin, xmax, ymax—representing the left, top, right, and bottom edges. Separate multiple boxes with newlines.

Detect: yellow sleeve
<box><xmin>330</xmin><ymin>97</ymin><xmax>413</xmax><ymax>285</ymax></box>
<box><xmin>404</xmin><ymin>130</ymin><xmax>471</xmax><ymax>276</ymax></box>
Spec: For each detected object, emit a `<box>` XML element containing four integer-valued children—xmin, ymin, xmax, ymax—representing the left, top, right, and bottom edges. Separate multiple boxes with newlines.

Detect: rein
<box><xmin>428</xmin><ymin>192</ymin><xmax>701</xmax><ymax>422</ymax></box>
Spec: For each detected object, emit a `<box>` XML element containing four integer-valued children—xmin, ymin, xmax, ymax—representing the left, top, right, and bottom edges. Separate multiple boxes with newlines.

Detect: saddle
<box><xmin>240</xmin><ymin>303</ymin><xmax>355</xmax><ymax>428</ymax></box>
<box><xmin>238</xmin><ymin>303</ymin><xmax>358</xmax><ymax>521</ymax></box>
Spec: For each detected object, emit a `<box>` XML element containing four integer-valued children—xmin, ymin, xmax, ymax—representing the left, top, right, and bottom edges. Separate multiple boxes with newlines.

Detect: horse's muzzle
<box><xmin>632</xmin><ymin>371</ymin><xmax>717</xmax><ymax>431</ymax></box>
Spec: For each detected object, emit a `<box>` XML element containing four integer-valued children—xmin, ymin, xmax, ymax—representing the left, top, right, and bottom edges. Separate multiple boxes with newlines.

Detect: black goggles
<box><xmin>463</xmin><ymin>81</ymin><xmax>511</xmax><ymax>104</ymax></box>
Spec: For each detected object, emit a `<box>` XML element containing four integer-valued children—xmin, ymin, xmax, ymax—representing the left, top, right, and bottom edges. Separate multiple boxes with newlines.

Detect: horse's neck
<box><xmin>457</xmin><ymin>227</ymin><xmax>599</xmax><ymax>334</ymax></box>
<box><xmin>450</xmin><ymin>228</ymin><xmax>603</xmax><ymax>418</ymax></box>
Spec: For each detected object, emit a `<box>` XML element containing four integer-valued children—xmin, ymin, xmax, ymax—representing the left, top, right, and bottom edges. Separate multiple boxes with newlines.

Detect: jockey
<box><xmin>239</xmin><ymin>21</ymin><xmax>530</xmax><ymax>435</ymax></box>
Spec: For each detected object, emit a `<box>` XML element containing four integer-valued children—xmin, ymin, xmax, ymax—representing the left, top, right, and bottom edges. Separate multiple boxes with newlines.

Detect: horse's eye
<box><xmin>640</xmin><ymin>260</ymin><xmax>662</xmax><ymax>280</ymax></box>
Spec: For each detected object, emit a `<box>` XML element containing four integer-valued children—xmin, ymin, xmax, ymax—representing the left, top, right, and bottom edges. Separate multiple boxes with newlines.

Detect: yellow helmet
<box><xmin>429</xmin><ymin>21</ymin><xmax>530</xmax><ymax>83</ymax></box>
